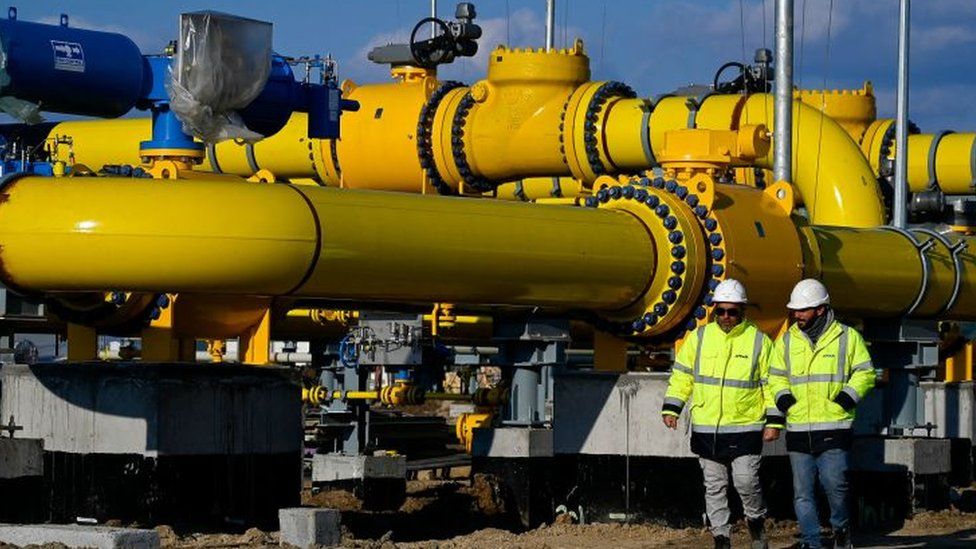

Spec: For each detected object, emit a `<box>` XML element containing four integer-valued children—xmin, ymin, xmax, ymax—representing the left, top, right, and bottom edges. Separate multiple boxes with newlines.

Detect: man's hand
<box><xmin>763</xmin><ymin>427</ymin><xmax>781</xmax><ymax>442</ymax></box>
<box><xmin>662</xmin><ymin>414</ymin><xmax>678</xmax><ymax>430</ymax></box>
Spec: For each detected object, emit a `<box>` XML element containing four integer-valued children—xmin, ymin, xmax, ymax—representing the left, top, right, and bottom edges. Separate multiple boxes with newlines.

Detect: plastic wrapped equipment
<box><xmin>167</xmin><ymin>11</ymin><xmax>272</xmax><ymax>143</ymax></box>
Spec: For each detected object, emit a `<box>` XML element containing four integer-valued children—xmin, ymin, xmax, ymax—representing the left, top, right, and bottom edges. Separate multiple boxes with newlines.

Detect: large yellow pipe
<box><xmin>805</xmin><ymin>225</ymin><xmax>976</xmax><ymax>320</ymax></box>
<box><xmin>0</xmin><ymin>176</ymin><xmax>654</xmax><ymax>315</ymax></box>
<box><xmin>4</xmin><ymin>172</ymin><xmax>976</xmax><ymax>336</ymax></box>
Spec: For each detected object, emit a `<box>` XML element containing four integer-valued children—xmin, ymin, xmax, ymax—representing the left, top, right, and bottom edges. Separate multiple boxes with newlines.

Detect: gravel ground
<box><xmin>5</xmin><ymin>481</ymin><xmax>976</xmax><ymax>548</ymax></box>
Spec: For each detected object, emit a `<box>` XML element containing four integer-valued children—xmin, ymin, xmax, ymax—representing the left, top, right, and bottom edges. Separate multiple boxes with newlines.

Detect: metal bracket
<box><xmin>914</xmin><ymin>227</ymin><xmax>967</xmax><ymax>315</ymax></box>
<box><xmin>2</xmin><ymin>415</ymin><xmax>22</xmax><ymax>438</ymax></box>
<box><xmin>638</xmin><ymin>99</ymin><xmax>658</xmax><ymax>167</ymax></box>
<box><xmin>684</xmin><ymin>92</ymin><xmax>715</xmax><ymax>129</ymax></box>
<box><xmin>880</xmin><ymin>226</ymin><xmax>932</xmax><ymax>317</ymax></box>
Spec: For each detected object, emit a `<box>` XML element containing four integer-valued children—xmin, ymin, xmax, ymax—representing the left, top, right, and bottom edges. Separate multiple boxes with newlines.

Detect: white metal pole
<box><xmin>893</xmin><ymin>0</ymin><xmax>911</xmax><ymax>228</ymax></box>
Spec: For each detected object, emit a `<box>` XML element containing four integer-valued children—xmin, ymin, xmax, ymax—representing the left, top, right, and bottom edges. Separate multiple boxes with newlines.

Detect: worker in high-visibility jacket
<box><xmin>768</xmin><ymin>279</ymin><xmax>875</xmax><ymax>549</ymax></box>
<box><xmin>662</xmin><ymin>279</ymin><xmax>782</xmax><ymax>549</ymax></box>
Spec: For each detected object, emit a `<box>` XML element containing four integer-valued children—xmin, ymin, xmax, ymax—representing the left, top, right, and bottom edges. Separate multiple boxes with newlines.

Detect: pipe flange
<box><xmin>416</xmin><ymin>80</ymin><xmax>465</xmax><ymax>195</ymax></box>
<box><xmin>644</xmin><ymin>175</ymin><xmax>727</xmax><ymax>339</ymax></box>
<box><xmin>584</xmin><ymin>176</ymin><xmax>707</xmax><ymax>337</ymax></box>
<box><xmin>450</xmin><ymin>91</ymin><xmax>494</xmax><ymax>193</ymax></box>
<box><xmin>878</xmin><ymin>119</ymin><xmax>920</xmax><ymax>179</ymax></box>
<box><xmin>582</xmin><ymin>81</ymin><xmax>636</xmax><ymax>177</ymax></box>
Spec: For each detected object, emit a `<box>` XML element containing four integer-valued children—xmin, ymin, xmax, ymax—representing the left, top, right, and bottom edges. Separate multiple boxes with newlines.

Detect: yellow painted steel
<box><xmin>291</xmin><ymin>188</ymin><xmax>654</xmax><ymax>309</ymax></box>
<box><xmin>794</xmin><ymin>83</ymin><xmax>877</xmax><ymax>142</ymax></box>
<box><xmin>802</xmin><ymin>226</ymin><xmax>976</xmax><ymax>319</ymax></box>
<box><xmin>335</xmin><ymin>70</ymin><xmax>438</xmax><ymax>192</ymax></box>
<box><xmin>638</xmin><ymin>94</ymin><xmax>885</xmax><ymax>227</ymax></box>
<box><xmin>860</xmin><ymin>118</ymin><xmax>976</xmax><ymax>195</ymax></box>
<box><xmin>902</xmin><ymin>132</ymin><xmax>976</xmax><ymax>194</ymax></box>
<box><xmin>48</xmin><ymin>43</ymin><xmax>891</xmax><ymax>225</ymax></box>
<box><xmin>0</xmin><ymin>177</ymin><xmax>655</xmax><ymax>313</ymax></box>
<box><xmin>274</xmin><ymin>308</ymin><xmax>354</xmax><ymax>340</ymax></box>
<box><xmin>0</xmin><ymin>177</ymin><xmax>319</xmax><ymax>294</ymax></box>
<box><xmin>706</xmin><ymin>182</ymin><xmax>802</xmax><ymax>335</ymax></box>
<box><xmin>50</xmin><ymin>119</ymin><xmax>146</xmax><ymax>168</ymax></box>
<box><xmin>456</xmin><ymin>412</ymin><xmax>493</xmax><ymax>453</ymax></box>
<box><xmin>493</xmin><ymin>177</ymin><xmax>584</xmax><ymax>201</ymax></box>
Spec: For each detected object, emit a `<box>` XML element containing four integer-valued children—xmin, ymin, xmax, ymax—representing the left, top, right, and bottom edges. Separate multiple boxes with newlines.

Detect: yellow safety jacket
<box><xmin>662</xmin><ymin>319</ymin><xmax>779</xmax><ymax>459</ymax></box>
<box><xmin>768</xmin><ymin>319</ymin><xmax>875</xmax><ymax>454</ymax></box>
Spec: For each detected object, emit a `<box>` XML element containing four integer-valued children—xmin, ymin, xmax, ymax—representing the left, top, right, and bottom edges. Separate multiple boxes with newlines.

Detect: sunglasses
<box><xmin>714</xmin><ymin>307</ymin><xmax>742</xmax><ymax>318</ymax></box>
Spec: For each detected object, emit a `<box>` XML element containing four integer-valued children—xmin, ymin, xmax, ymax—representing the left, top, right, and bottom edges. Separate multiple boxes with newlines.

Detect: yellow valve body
<box><xmin>794</xmin><ymin>84</ymin><xmax>877</xmax><ymax>142</ymax></box>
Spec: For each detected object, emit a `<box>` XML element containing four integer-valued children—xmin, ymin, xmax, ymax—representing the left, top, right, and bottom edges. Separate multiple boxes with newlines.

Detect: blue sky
<box><xmin>14</xmin><ymin>0</ymin><xmax>976</xmax><ymax>131</ymax></box>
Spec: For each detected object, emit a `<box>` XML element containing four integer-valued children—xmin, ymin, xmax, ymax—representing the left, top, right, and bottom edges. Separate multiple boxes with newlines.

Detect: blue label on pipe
<box><xmin>50</xmin><ymin>40</ymin><xmax>85</xmax><ymax>73</ymax></box>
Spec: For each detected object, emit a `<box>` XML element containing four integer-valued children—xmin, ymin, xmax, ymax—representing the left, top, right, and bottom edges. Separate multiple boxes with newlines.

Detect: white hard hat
<box><xmin>713</xmin><ymin>278</ymin><xmax>748</xmax><ymax>304</ymax></box>
<box><xmin>787</xmin><ymin>278</ymin><xmax>830</xmax><ymax>310</ymax></box>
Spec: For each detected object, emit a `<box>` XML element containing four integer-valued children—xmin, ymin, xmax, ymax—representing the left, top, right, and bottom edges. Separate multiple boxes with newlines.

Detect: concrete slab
<box><xmin>279</xmin><ymin>508</ymin><xmax>340</xmax><ymax>548</ymax></box>
<box><xmin>0</xmin><ymin>363</ymin><xmax>300</xmax><ymax>456</ymax></box>
<box><xmin>472</xmin><ymin>427</ymin><xmax>553</xmax><ymax>458</ymax></box>
<box><xmin>448</xmin><ymin>403</ymin><xmax>477</xmax><ymax>418</ymax></box>
<box><xmin>0</xmin><ymin>524</ymin><xmax>159</xmax><ymax>549</ymax></box>
<box><xmin>0</xmin><ymin>438</ymin><xmax>42</xmax><ymax>479</ymax></box>
<box><xmin>921</xmin><ymin>381</ymin><xmax>975</xmax><ymax>439</ymax></box>
<box><xmin>311</xmin><ymin>454</ymin><xmax>406</xmax><ymax>482</ymax></box>
<box><xmin>553</xmin><ymin>371</ymin><xmax>701</xmax><ymax>457</ymax></box>
<box><xmin>851</xmin><ymin>437</ymin><xmax>952</xmax><ymax>475</ymax></box>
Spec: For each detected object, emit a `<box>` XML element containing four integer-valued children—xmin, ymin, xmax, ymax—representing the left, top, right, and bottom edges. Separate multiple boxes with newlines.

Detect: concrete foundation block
<box><xmin>0</xmin><ymin>524</ymin><xmax>159</xmax><ymax>549</ymax></box>
<box><xmin>278</xmin><ymin>508</ymin><xmax>340</xmax><ymax>548</ymax></box>
<box><xmin>0</xmin><ymin>362</ymin><xmax>300</xmax><ymax>456</ymax></box>
<box><xmin>0</xmin><ymin>437</ymin><xmax>43</xmax><ymax>479</ymax></box>
<box><xmin>852</xmin><ymin>437</ymin><xmax>951</xmax><ymax>475</ymax></box>
<box><xmin>472</xmin><ymin>427</ymin><xmax>553</xmax><ymax>458</ymax></box>
<box><xmin>448</xmin><ymin>402</ymin><xmax>477</xmax><ymax>418</ymax></box>
<box><xmin>311</xmin><ymin>453</ymin><xmax>406</xmax><ymax>483</ymax></box>
<box><xmin>554</xmin><ymin>371</ymin><xmax>700</xmax><ymax>457</ymax></box>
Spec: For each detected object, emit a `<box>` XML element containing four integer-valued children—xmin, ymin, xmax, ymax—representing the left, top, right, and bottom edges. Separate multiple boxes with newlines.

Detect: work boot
<box><xmin>834</xmin><ymin>527</ymin><xmax>853</xmax><ymax>549</ymax></box>
<box><xmin>713</xmin><ymin>535</ymin><xmax>732</xmax><ymax>549</ymax></box>
<box><xmin>747</xmin><ymin>517</ymin><xmax>768</xmax><ymax>549</ymax></box>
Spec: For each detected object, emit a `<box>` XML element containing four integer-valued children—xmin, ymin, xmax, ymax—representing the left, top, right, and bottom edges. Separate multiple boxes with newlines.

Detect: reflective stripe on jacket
<box><xmin>767</xmin><ymin>320</ymin><xmax>875</xmax><ymax>436</ymax></box>
<box><xmin>662</xmin><ymin>319</ymin><xmax>780</xmax><ymax>436</ymax></box>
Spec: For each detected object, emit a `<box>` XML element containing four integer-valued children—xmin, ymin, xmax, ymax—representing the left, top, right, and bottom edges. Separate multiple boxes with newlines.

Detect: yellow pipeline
<box><xmin>0</xmin><ymin>176</ymin><xmax>654</xmax><ymax>317</ymax></box>
<box><xmin>793</xmin><ymin>85</ymin><xmax>976</xmax><ymax>196</ymax></box>
<box><xmin>49</xmin><ymin>43</ymin><xmax>884</xmax><ymax>228</ymax></box>
<box><xmin>49</xmin><ymin>113</ymin><xmax>321</xmax><ymax>180</ymax></box>
<box><xmin>860</xmin><ymin>119</ymin><xmax>976</xmax><ymax>195</ymax></box>
<box><xmin>804</xmin><ymin>225</ymin><xmax>976</xmax><ymax>320</ymax></box>
<box><xmin>3</xmin><ymin>167</ymin><xmax>976</xmax><ymax>337</ymax></box>
<box><xmin>632</xmin><ymin>94</ymin><xmax>885</xmax><ymax>227</ymax></box>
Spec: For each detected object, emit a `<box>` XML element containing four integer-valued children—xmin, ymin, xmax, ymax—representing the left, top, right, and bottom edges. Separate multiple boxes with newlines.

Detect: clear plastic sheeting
<box><xmin>167</xmin><ymin>11</ymin><xmax>272</xmax><ymax>143</ymax></box>
<box><xmin>0</xmin><ymin>45</ymin><xmax>42</xmax><ymax>124</ymax></box>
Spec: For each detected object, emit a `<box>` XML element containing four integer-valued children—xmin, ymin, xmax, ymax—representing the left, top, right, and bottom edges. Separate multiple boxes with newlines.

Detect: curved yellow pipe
<box><xmin>633</xmin><ymin>94</ymin><xmax>885</xmax><ymax>227</ymax></box>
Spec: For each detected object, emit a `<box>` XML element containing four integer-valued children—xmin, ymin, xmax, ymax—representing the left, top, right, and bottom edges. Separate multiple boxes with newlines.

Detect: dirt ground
<box><xmin>137</xmin><ymin>479</ymin><xmax>976</xmax><ymax>549</ymax></box>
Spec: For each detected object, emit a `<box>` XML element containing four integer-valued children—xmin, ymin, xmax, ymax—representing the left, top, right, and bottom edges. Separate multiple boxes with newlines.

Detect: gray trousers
<box><xmin>699</xmin><ymin>454</ymin><xmax>767</xmax><ymax>538</ymax></box>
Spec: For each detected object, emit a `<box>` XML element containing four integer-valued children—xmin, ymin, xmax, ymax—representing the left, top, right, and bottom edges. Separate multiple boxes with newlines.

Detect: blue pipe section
<box><xmin>0</xmin><ymin>8</ymin><xmax>144</xmax><ymax>118</ymax></box>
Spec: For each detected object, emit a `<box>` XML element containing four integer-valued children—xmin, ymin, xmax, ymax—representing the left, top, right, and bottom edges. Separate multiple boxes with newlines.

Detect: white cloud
<box><xmin>915</xmin><ymin>25</ymin><xmax>976</xmax><ymax>52</ymax></box>
<box><xmin>343</xmin><ymin>7</ymin><xmax>584</xmax><ymax>84</ymax></box>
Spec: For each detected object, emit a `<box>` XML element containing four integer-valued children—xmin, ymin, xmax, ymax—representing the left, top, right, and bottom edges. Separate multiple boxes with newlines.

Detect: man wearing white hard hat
<box><xmin>662</xmin><ymin>279</ymin><xmax>782</xmax><ymax>549</ymax></box>
<box><xmin>768</xmin><ymin>279</ymin><xmax>876</xmax><ymax>549</ymax></box>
